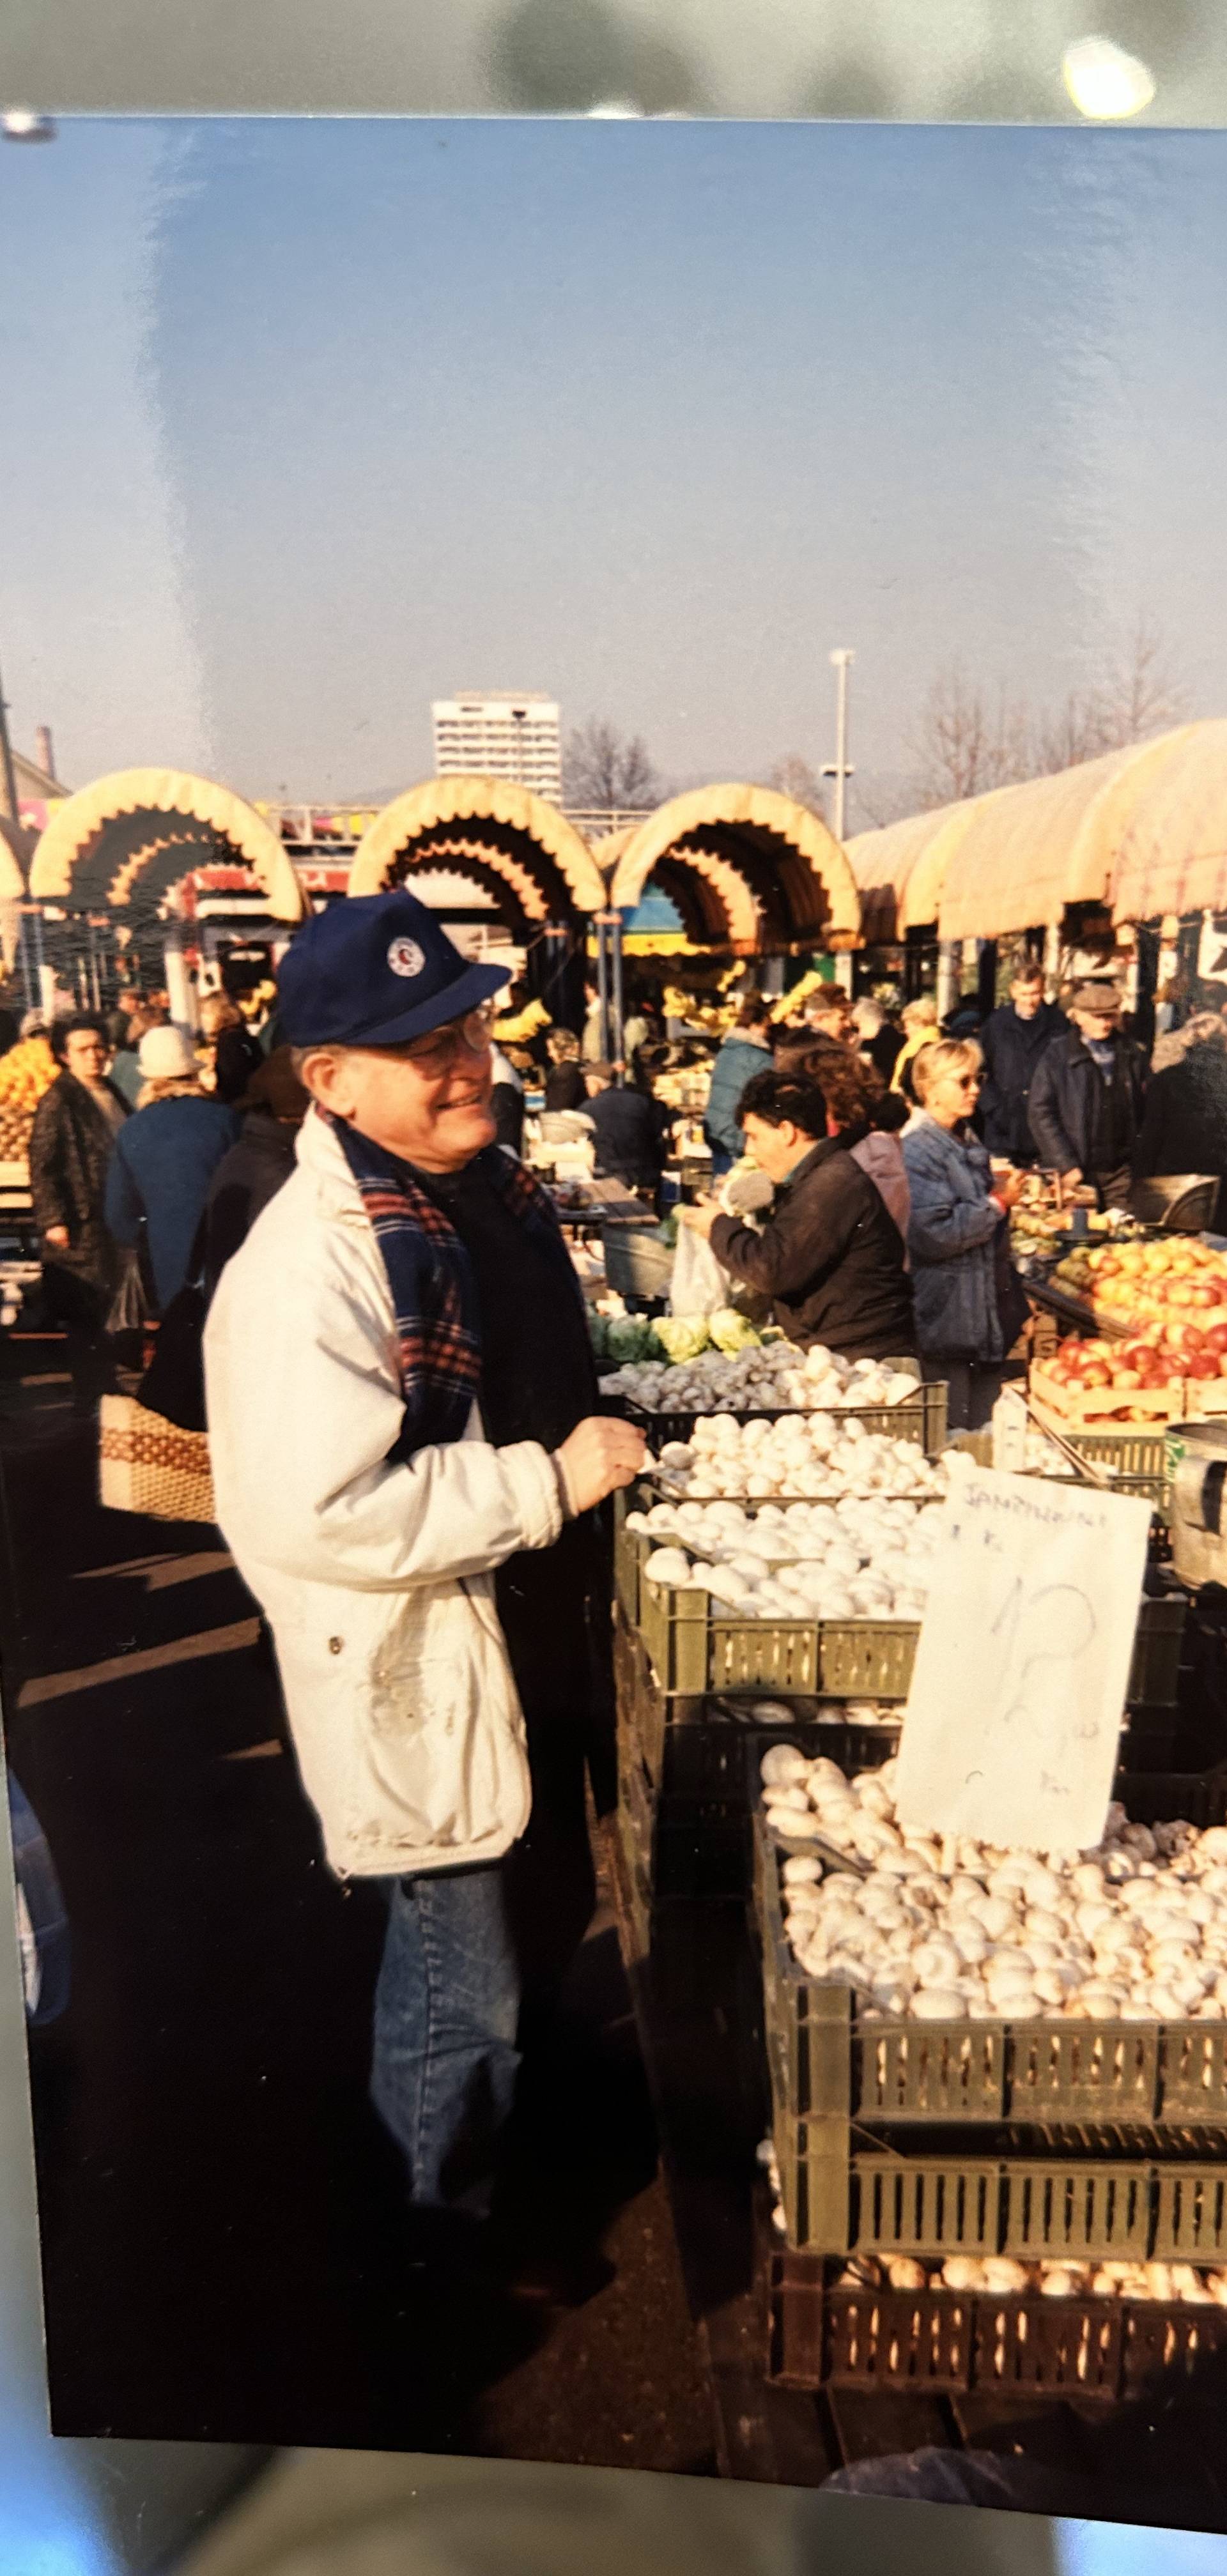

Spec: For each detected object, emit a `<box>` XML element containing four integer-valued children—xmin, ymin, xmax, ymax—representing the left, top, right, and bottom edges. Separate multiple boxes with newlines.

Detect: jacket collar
<box><xmin>1065</xmin><ymin>1027</ymin><xmax>1124</xmax><ymax>1070</ymax></box>
<box><xmin>909</xmin><ymin>1108</ymin><xmax>978</xmax><ymax>1152</ymax></box>
<box><xmin>779</xmin><ymin>1135</ymin><xmax>840</xmax><ymax>1193</ymax></box>
<box><xmin>295</xmin><ymin>1103</ymin><xmax>372</xmax><ymax>1226</ymax></box>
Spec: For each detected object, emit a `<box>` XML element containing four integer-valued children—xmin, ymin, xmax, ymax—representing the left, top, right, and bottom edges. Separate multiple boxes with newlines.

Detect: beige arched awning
<box><xmin>844</xmin><ymin>723</ymin><xmax>1227</xmax><ymax>943</ymax></box>
<box><xmin>29</xmin><ymin>768</ymin><xmax>306</xmax><ymax>922</ymax></box>
<box><xmin>933</xmin><ymin>733</ymin><xmax>1194</xmax><ymax>942</ymax></box>
<box><xmin>1103</xmin><ymin>718</ymin><xmax>1227</xmax><ymax>923</ymax></box>
<box><xmin>607</xmin><ymin>783</ymin><xmax>860</xmax><ymax>954</ymax></box>
<box><xmin>585</xmin><ymin>825</ymin><xmax>635</xmax><ymax>878</ymax></box>
<box><xmin>349</xmin><ymin>778</ymin><xmax>606</xmax><ymax>920</ymax></box>
<box><xmin>845</xmin><ymin>801</ymin><xmax>987</xmax><ymax>942</ymax></box>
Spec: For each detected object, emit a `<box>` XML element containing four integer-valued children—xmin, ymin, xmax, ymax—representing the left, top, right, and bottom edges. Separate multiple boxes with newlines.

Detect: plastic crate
<box><xmin>1036</xmin><ymin>1425</ymin><xmax>1173</xmax><ymax>1516</ymax></box>
<box><xmin>616</xmin><ymin>1598</ymin><xmax>902</xmax><ymax>1795</ymax></box>
<box><xmin>770</xmin><ymin>2097</ymin><xmax>1227</xmax><ymax>2262</ymax></box>
<box><xmin>617</xmin><ymin>1728</ymin><xmax>748</xmax><ymax>1906</ymax></box>
<box><xmin>634</xmin><ymin>1537</ymin><xmax>1185</xmax><ymax>1707</ymax></box>
<box><xmin>753</xmin><ymin>1802</ymin><xmax>1227</xmax><ymax>2149</ymax></box>
<box><xmin>622</xmin><ymin>1372</ymin><xmax>948</xmax><ymax>1460</ymax></box>
<box><xmin>767</xmin><ymin>2250</ymin><xmax>1227</xmax><ymax>2398</ymax></box>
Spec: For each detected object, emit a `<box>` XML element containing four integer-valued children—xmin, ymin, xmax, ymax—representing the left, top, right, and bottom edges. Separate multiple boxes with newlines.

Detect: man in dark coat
<box><xmin>978</xmin><ymin>963</ymin><xmax>1068</xmax><ymax>1162</ymax></box>
<box><xmin>1028</xmin><ymin>982</ymin><xmax>1146</xmax><ymax>1208</ymax></box>
<box><xmin>580</xmin><ymin>1062</ymin><xmax>672</xmax><ymax>1193</ymax></box>
<box><xmin>682</xmin><ymin>1067</ymin><xmax>913</xmax><ymax>1358</ymax></box>
<box><xmin>201</xmin><ymin>1047</ymin><xmax>310</xmax><ymax>1305</ymax></box>
<box><xmin>1133</xmin><ymin>1018</ymin><xmax>1227</xmax><ymax>1232</ymax></box>
<box><xmin>29</xmin><ymin>1015</ymin><xmax>129</xmax><ymax>1412</ymax></box>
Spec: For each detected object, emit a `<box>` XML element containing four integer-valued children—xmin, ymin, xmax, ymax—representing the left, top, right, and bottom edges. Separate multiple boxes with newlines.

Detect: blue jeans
<box><xmin>371</xmin><ymin>1862</ymin><xmax>521</xmax><ymax>2217</ymax></box>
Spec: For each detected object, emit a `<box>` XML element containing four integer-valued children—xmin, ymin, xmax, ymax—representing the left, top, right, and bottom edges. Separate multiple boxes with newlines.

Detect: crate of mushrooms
<box><xmin>766</xmin><ymin>2229</ymin><xmax>1227</xmax><ymax>2399</ymax></box>
<box><xmin>599</xmin><ymin>1341</ymin><xmax>948</xmax><ymax>1456</ymax></box>
<box><xmin>754</xmin><ymin>1748</ymin><xmax>1227</xmax><ymax>2256</ymax></box>
<box><xmin>621</xmin><ymin>1482</ymin><xmax>1185</xmax><ymax>1708</ymax></box>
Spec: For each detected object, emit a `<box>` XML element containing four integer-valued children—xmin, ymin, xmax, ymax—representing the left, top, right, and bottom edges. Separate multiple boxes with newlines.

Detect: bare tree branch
<box><xmin>909</xmin><ymin>668</ymin><xmax>1033</xmax><ymax>808</ymax></box>
<box><xmin>907</xmin><ymin>623</ymin><xmax>1191</xmax><ymax>818</ymax></box>
<box><xmin>562</xmin><ymin>719</ymin><xmax>664</xmax><ymax>810</ymax></box>
<box><xmin>762</xmin><ymin>755</ymin><xmax>826</xmax><ymax>814</ymax></box>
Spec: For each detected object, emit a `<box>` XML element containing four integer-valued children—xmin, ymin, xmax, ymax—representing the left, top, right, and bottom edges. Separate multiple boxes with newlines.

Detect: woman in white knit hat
<box><xmin>103</xmin><ymin>1024</ymin><xmax>241</xmax><ymax>1312</ymax></box>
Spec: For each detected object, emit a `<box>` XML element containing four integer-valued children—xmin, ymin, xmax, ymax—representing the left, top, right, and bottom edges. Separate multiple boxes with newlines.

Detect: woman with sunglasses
<box><xmin>902</xmin><ymin>1039</ymin><xmax>1030</xmax><ymax>1431</ymax></box>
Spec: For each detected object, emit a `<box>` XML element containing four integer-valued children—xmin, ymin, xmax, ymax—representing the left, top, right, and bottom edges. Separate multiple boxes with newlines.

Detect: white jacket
<box><xmin>203</xmin><ymin>1111</ymin><xmax>564</xmax><ymax>1878</ymax></box>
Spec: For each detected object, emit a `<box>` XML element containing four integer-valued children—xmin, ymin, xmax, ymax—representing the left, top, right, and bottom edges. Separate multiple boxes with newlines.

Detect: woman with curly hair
<box><xmin>772</xmin><ymin>1036</ymin><xmax>910</xmax><ymax>1242</ymax></box>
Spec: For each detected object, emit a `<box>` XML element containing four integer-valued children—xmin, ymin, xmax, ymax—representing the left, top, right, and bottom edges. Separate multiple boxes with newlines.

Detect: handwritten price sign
<box><xmin>893</xmin><ymin>1466</ymin><xmax>1154</xmax><ymax>1854</ymax></box>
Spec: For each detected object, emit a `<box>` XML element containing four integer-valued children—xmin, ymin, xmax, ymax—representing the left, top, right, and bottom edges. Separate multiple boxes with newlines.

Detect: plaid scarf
<box><xmin>327</xmin><ymin>1114</ymin><xmax>582</xmax><ymax>1461</ymax></box>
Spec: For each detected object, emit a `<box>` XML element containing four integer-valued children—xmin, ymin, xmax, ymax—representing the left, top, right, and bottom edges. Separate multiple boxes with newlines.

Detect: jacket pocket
<box><xmin>359</xmin><ymin>1594</ymin><xmax>528</xmax><ymax>1854</ymax></box>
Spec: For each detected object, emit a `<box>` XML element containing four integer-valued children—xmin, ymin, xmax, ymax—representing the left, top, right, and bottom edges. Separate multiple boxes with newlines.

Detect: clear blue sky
<box><xmin>1</xmin><ymin>118</ymin><xmax>1225</xmax><ymax>822</ymax></box>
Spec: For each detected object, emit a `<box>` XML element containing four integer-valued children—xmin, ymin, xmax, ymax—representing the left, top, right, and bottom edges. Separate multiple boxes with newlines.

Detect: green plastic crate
<box><xmin>753</xmin><ymin>1802</ymin><xmax>1227</xmax><ymax>2142</ymax></box>
<box><xmin>770</xmin><ymin>2101</ymin><xmax>1227</xmax><ymax>2260</ymax></box>
<box><xmin>637</xmin><ymin>1539</ymin><xmax>1184</xmax><ymax>1706</ymax></box>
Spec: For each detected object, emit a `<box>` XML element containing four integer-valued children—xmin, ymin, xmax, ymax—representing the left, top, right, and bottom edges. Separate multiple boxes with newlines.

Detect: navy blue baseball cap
<box><xmin>277</xmin><ymin>889</ymin><xmax>511</xmax><ymax>1048</ymax></box>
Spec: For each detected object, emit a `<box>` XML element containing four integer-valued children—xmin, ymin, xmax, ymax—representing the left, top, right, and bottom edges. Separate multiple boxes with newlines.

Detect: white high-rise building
<box><xmin>431</xmin><ymin>692</ymin><xmax>562</xmax><ymax>803</ymax></box>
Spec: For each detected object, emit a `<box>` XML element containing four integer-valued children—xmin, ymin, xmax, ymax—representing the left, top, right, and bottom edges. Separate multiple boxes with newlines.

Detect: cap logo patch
<box><xmin>387</xmin><ymin>936</ymin><xmax>426</xmax><ymax>979</ymax></box>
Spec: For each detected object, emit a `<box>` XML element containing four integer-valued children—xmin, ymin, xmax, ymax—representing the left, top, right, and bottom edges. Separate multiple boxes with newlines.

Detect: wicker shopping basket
<box><xmin>98</xmin><ymin>1393</ymin><xmax>215</xmax><ymax>1524</ymax></box>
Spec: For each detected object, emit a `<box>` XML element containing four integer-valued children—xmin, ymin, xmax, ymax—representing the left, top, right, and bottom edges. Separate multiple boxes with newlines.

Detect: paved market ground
<box><xmin>0</xmin><ymin>1330</ymin><xmax>714</xmax><ymax>2466</ymax></box>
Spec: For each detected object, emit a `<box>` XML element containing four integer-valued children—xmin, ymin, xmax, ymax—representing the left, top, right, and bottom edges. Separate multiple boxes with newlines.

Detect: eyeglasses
<box><xmin>955</xmin><ymin>1075</ymin><xmax>982</xmax><ymax>1091</ymax></box>
<box><xmin>401</xmin><ymin>1004</ymin><xmax>496</xmax><ymax>1070</ymax></box>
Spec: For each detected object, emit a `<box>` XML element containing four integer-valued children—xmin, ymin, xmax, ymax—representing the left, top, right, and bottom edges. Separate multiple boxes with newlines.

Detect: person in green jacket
<box><xmin>702</xmin><ymin>995</ymin><xmax>773</xmax><ymax>1174</ymax></box>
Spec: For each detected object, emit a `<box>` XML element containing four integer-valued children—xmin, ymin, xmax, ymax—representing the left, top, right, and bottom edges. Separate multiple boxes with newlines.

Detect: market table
<box><xmin>548</xmin><ymin>1177</ymin><xmax>651</xmax><ymax>1233</ymax></box>
<box><xmin>1025</xmin><ymin>1271</ymin><xmax>1132</xmax><ymax>1344</ymax></box>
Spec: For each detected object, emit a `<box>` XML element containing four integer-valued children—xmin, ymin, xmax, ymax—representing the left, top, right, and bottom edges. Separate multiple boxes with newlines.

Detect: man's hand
<box><xmin>556</xmin><ymin>1415</ymin><xmax>647</xmax><ymax>1514</ymax></box>
<box><xmin>1061</xmin><ymin>1168</ymin><xmax>1083</xmax><ymax>1190</ymax></box>
<box><xmin>679</xmin><ymin>1199</ymin><xmax>720</xmax><ymax>1241</ymax></box>
<box><xmin>43</xmin><ymin>1225</ymin><xmax>69</xmax><ymax>1248</ymax></box>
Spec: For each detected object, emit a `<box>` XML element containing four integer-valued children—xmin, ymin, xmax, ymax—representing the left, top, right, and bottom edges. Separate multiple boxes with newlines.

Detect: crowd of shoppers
<box><xmin>26</xmin><ymin>979</ymin><xmax>292</xmax><ymax>1409</ymax></box>
<box><xmin>674</xmin><ymin>949</ymin><xmax>1227</xmax><ymax>1427</ymax></box>
<box><xmin>21</xmin><ymin>919</ymin><xmax>1227</xmax><ymax>2317</ymax></box>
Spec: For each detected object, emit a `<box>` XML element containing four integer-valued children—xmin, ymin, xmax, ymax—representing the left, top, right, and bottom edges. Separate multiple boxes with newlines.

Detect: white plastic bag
<box><xmin>669</xmin><ymin>1222</ymin><xmax>730</xmax><ymax>1317</ymax></box>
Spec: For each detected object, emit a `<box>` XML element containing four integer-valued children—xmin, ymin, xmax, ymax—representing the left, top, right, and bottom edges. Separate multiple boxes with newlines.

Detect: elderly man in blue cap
<box><xmin>204</xmin><ymin>891</ymin><xmax>644</xmax><ymax>2281</ymax></box>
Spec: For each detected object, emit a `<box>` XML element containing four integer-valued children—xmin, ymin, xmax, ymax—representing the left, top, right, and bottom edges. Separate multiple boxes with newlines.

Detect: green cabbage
<box><xmin>605</xmin><ymin>1314</ymin><xmax>661</xmax><ymax>1364</ymax></box>
<box><xmin>707</xmin><ymin>1308</ymin><xmax>762</xmax><ymax>1354</ymax></box>
<box><xmin>587</xmin><ymin>1311</ymin><xmax>610</xmax><ymax>1365</ymax></box>
<box><xmin>653</xmin><ymin>1315</ymin><xmax>711</xmax><ymax>1364</ymax></box>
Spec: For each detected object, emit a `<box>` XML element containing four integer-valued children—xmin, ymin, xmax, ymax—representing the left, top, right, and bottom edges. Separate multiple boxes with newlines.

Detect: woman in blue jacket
<box><xmin>104</xmin><ymin>1025</ymin><xmax>240</xmax><ymax>1312</ymax></box>
<box><xmin>702</xmin><ymin>997</ymin><xmax>774</xmax><ymax>1174</ymax></box>
<box><xmin>902</xmin><ymin>1039</ymin><xmax>1028</xmax><ymax>1431</ymax></box>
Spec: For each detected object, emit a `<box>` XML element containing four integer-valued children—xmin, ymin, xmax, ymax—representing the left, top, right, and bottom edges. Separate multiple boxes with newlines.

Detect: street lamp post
<box><xmin>822</xmin><ymin>648</ymin><xmax>856</xmax><ymax>846</ymax></box>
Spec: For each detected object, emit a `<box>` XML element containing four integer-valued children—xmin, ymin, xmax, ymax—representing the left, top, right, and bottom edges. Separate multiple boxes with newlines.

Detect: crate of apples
<box><xmin>1035</xmin><ymin>1324</ymin><xmax>1227</xmax><ymax>1426</ymax></box>
<box><xmin>1061</xmin><ymin>1237</ymin><xmax>1227</xmax><ymax>1332</ymax></box>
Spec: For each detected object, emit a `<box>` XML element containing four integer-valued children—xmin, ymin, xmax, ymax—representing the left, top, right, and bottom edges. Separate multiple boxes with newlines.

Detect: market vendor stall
<box><xmin>600</xmin><ymin>1239</ymin><xmax>1227</xmax><ymax>2490</ymax></box>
